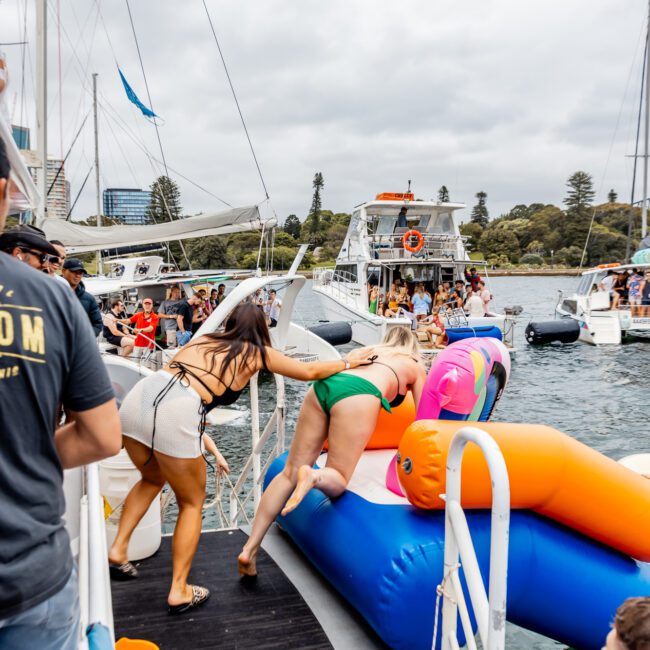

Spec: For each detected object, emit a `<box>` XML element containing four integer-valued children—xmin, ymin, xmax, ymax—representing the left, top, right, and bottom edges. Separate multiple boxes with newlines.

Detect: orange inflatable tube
<box><xmin>396</xmin><ymin>420</ymin><xmax>650</xmax><ymax>561</ymax></box>
<box><xmin>323</xmin><ymin>392</ymin><xmax>415</xmax><ymax>451</ymax></box>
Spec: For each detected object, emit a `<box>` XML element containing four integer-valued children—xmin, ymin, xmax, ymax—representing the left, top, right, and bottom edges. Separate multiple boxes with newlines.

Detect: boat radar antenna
<box><xmin>406</xmin><ymin>179</ymin><xmax>411</xmax><ymax>195</ymax></box>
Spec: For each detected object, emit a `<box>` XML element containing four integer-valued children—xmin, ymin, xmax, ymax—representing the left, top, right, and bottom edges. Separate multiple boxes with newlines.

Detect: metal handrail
<box><xmin>201</xmin><ymin>371</ymin><xmax>287</xmax><ymax>529</ymax></box>
<box><xmin>439</xmin><ymin>426</ymin><xmax>510</xmax><ymax>650</ymax></box>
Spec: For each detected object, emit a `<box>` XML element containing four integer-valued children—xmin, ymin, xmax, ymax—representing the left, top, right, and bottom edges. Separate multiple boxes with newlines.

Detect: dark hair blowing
<box><xmin>193</xmin><ymin>301</ymin><xmax>271</xmax><ymax>376</ymax></box>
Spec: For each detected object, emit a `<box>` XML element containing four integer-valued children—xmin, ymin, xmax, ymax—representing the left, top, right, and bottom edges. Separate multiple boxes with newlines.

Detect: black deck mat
<box><xmin>112</xmin><ymin>529</ymin><xmax>332</xmax><ymax>650</ymax></box>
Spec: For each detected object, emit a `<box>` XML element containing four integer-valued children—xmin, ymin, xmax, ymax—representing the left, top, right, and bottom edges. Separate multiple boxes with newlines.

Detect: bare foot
<box><xmin>238</xmin><ymin>550</ymin><xmax>257</xmax><ymax>577</ymax></box>
<box><xmin>281</xmin><ymin>465</ymin><xmax>316</xmax><ymax>516</ymax></box>
<box><xmin>167</xmin><ymin>583</ymin><xmax>194</xmax><ymax>607</ymax></box>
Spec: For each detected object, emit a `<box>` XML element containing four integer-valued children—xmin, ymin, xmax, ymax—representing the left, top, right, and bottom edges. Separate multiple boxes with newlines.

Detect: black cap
<box><xmin>62</xmin><ymin>258</ymin><xmax>88</xmax><ymax>274</ymax></box>
<box><xmin>0</xmin><ymin>225</ymin><xmax>60</xmax><ymax>256</ymax></box>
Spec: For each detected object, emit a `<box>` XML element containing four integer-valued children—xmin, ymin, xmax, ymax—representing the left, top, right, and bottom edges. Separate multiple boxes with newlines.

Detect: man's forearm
<box><xmin>55</xmin><ymin>400</ymin><xmax>121</xmax><ymax>468</ymax></box>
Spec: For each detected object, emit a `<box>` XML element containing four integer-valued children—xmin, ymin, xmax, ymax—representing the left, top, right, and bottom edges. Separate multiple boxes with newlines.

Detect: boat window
<box><xmin>334</xmin><ymin>264</ymin><xmax>358</xmax><ymax>282</ymax></box>
<box><xmin>416</xmin><ymin>214</ymin><xmax>432</xmax><ymax>230</ymax></box>
<box><xmin>375</xmin><ymin>215</ymin><xmax>397</xmax><ymax>235</ymax></box>
<box><xmin>426</xmin><ymin>212</ymin><xmax>454</xmax><ymax>234</ymax></box>
<box><xmin>576</xmin><ymin>274</ymin><xmax>592</xmax><ymax>295</ymax></box>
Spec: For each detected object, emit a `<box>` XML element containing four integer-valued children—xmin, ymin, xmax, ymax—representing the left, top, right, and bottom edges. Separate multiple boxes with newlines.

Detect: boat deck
<box><xmin>112</xmin><ymin>527</ymin><xmax>386</xmax><ymax>650</ymax></box>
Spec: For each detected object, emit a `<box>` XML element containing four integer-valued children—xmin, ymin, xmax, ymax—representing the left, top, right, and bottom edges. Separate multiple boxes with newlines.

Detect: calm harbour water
<box><xmin>185</xmin><ymin>276</ymin><xmax>648</xmax><ymax>649</ymax></box>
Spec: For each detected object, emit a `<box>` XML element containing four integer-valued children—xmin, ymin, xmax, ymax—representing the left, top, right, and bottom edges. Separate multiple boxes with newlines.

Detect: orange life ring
<box><xmin>402</xmin><ymin>229</ymin><xmax>424</xmax><ymax>253</ymax></box>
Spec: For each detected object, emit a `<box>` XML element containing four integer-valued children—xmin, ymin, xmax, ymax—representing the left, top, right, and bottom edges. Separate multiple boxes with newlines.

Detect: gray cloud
<box><xmin>0</xmin><ymin>0</ymin><xmax>646</xmax><ymax>224</ymax></box>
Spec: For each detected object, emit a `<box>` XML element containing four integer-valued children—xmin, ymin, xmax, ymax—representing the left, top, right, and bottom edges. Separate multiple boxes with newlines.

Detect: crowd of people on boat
<box><xmin>366</xmin><ymin>267</ymin><xmax>494</xmax><ymax>347</ymax></box>
<box><xmin>598</xmin><ymin>268</ymin><xmax>650</xmax><ymax>315</ymax></box>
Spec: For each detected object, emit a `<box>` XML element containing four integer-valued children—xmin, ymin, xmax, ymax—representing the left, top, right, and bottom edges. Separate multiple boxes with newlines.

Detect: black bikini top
<box><xmin>168</xmin><ymin>359</ymin><xmax>244</xmax><ymax>412</ymax></box>
<box><xmin>369</xmin><ymin>356</ymin><xmax>407</xmax><ymax>408</ymax></box>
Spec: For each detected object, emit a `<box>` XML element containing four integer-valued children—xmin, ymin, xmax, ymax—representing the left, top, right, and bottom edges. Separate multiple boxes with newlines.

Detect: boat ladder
<box><xmin>437</xmin><ymin>426</ymin><xmax>510</xmax><ymax>650</ymax></box>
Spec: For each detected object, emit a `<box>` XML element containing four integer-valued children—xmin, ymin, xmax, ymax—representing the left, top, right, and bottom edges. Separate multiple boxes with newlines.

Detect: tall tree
<box><xmin>563</xmin><ymin>171</ymin><xmax>595</xmax><ymax>215</ymax></box>
<box><xmin>308</xmin><ymin>172</ymin><xmax>324</xmax><ymax>237</ymax></box>
<box><xmin>147</xmin><ymin>175</ymin><xmax>182</xmax><ymax>224</ymax></box>
<box><xmin>470</xmin><ymin>191</ymin><xmax>489</xmax><ymax>227</ymax></box>
<box><xmin>607</xmin><ymin>188</ymin><xmax>618</xmax><ymax>203</ymax></box>
<box><xmin>283</xmin><ymin>214</ymin><xmax>301</xmax><ymax>240</ymax></box>
<box><xmin>437</xmin><ymin>185</ymin><xmax>450</xmax><ymax>202</ymax></box>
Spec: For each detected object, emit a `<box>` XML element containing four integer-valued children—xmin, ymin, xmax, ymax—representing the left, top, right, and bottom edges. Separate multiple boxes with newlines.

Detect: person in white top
<box><xmin>268</xmin><ymin>289</ymin><xmax>282</xmax><ymax>328</ymax></box>
<box><xmin>465</xmin><ymin>290</ymin><xmax>484</xmax><ymax>317</ymax></box>
<box><xmin>599</xmin><ymin>270</ymin><xmax>619</xmax><ymax>309</ymax></box>
<box><xmin>478</xmin><ymin>280</ymin><xmax>492</xmax><ymax>316</ymax></box>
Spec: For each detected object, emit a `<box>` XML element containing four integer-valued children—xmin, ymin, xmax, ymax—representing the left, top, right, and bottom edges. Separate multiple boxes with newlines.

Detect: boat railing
<box><xmin>203</xmin><ymin>372</ymin><xmax>287</xmax><ymax>528</ymax></box>
<box><xmin>368</xmin><ymin>232</ymin><xmax>466</xmax><ymax>260</ymax></box>
<box><xmin>79</xmin><ymin>463</ymin><xmax>115</xmax><ymax>648</ymax></box>
<box><xmin>438</xmin><ymin>426</ymin><xmax>510</xmax><ymax>650</ymax></box>
<box><xmin>313</xmin><ymin>267</ymin><xmax>363</xmax><ymax>308</ymax></box>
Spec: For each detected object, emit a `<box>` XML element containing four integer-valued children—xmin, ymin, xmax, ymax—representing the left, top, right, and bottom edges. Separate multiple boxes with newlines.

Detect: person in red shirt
<box><xmin>129</xmin><ymin>298</ymin><xmax>159</xmax><ymax>360</ymax></box>
<box><xmin>464</xmin><ymin>266</ymin><xmax>481</xmax><ymax>292</ymax></box>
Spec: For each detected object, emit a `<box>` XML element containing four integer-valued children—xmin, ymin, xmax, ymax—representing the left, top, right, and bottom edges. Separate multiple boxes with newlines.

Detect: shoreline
<box><xmin>291</xmin><ymin>268</ymin><xmax>581</xmax><ymax>279</ymax></box>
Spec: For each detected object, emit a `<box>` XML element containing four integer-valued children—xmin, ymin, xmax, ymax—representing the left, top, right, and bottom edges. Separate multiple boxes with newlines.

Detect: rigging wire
<box><xmin>579</xmin><ymin>18</ymin><xmax>648</xmax><ymax>269</ymax></box>
<box><xmin>125</xmin><ymin>0</ymin><xmax>192</xmax><ymax>269</ymax></box>
<box><xmin>202</xmin><ymin>0</ymin><xmax>270</xmax><ymax>200</ymax></box>
<box><xmin>626</xmin><ymin>36</ymin><xmax>648</xmax><ymax>262</ymax></box>
<box><xmin>47</xmin><ymin>110</ymin><xmax>89</xmax><ymax>195</ymax></box>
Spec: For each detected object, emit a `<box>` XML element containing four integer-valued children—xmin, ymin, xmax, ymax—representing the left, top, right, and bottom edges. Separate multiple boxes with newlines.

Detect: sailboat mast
<box><xmin>93</xmin><ymin>73</ymin><xmax>103</xmax><ymax>274</ymax></box>
<box><xmin>35</xmin><ymin>0</ymin><xmax>47</xmax><ymax>227</ymax></box>
<box><xmin>641</xmin><ymin>0</ymin><xmax>650</xmax><ymax>239</ymax></box>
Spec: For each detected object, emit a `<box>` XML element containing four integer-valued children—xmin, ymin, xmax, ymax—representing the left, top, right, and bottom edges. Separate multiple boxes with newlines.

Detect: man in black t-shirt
<box><xmin>0</xmin><ymin>137</ymin><xmax>122</xmax><ymax>649</ymax></box>
<box><xmin>175</xmin><ymin>294</ymin><xmax>201</xmax><ymax>346</ymax></box>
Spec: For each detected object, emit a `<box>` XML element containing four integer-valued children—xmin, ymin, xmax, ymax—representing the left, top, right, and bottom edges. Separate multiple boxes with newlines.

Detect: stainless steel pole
<box><xmin>93</xmin><ymin>73</ymin><xmax>103</xmax><ymax>274</ymax></box>
<box><xmin>641</xmin><ymin>0</ymin><xmax>650</xmax><ymax>239</ymax></box>
<box><xmin>35</xmin><ymin>0</ymin><xmax>47</xmax><ymax>226</ymax></box>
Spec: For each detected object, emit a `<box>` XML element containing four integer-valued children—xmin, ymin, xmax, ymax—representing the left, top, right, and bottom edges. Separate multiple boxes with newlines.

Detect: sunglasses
<box><xmin>20</xmin><ymin>248</ymin><xmax>59</xmax><ymax>265</ymax></box>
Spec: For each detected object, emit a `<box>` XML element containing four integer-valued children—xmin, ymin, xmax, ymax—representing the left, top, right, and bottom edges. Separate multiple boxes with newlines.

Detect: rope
<box><xmin>431</xmin><ymin>563</ymin><xmax>461</xmax><ymax>650</ymax></box>
<box><xmin>124</xmin><ymin>0</ymin><xmax>192</xmax><ymax>270</ymax></box>
<box><xmin>627</xmin><ymin>34</ymin><xmax>649</xmax><ymax>261</ymax></box>
<box><xmin>580</xmin><ymin>18</ymin><xmax>648</xmax><ymax>269</ymax></box>
<box><xmin>202</xmin><ymin>0</ymin><xmax>270</xmax><ymax>200</ymax></box>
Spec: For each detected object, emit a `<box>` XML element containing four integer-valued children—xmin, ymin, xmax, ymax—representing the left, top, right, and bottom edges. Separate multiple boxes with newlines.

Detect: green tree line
<box><xmin>460</xmin><ymin>171</ymin><xmax>642</xmax><ymax>267</ymax></box>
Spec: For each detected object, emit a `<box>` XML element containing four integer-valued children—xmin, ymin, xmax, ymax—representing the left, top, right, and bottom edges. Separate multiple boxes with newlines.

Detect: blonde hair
<box><xmin>358</xmin><ymin>326</ymin><xmax>424</xmax><ymax>365</ymax></box>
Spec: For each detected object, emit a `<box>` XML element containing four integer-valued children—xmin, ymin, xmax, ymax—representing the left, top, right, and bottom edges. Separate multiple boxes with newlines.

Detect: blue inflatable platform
<box><xmin>266</xmin><ymin>451</ymin><xmax>650</xmax><ymax>650</ymax></box>
<box><xmin>446</xmin><ymin>325</ymin><xmax>503</xmax><ymax>344</ymax></box>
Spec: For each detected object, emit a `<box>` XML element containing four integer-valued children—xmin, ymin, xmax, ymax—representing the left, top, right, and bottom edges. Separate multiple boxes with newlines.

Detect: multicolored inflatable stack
<box><xmin>266</xmin><ymin>338</ymin><xmax>650</xmax><ymax>650</ymax></box>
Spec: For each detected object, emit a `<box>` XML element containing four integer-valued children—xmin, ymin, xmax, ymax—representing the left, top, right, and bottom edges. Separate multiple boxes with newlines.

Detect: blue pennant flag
<box><xmin>118</xmin><ymin>68</ymin><xmax>158</xmax><ymax>119</ymax></box>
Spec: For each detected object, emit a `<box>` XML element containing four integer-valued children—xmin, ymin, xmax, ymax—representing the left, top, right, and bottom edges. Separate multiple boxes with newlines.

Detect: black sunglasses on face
<box><xmin>20</xmin><ymin>248</ymin><xmax>58</xmax><ymax>265</ymax></box>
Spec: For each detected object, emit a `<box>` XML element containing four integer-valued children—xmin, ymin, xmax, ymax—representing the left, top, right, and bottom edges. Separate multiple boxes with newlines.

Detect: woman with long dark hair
<box><xmin>109</xmin><ymin>302</ymin><xmax>370</xmax><ymax>614</ymax></box>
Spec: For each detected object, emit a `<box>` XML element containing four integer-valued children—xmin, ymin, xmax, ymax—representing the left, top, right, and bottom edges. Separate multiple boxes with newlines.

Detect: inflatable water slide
<box><xmin>266</xmin><ymin>338</ymin><xmax>650</xmax><ymax>650</ymax></box>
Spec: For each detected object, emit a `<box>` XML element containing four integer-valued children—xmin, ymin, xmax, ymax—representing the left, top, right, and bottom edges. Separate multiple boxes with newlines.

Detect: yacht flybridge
<box><xmin>313</xmin><ymin>192</ymin><xmax>515</xmax><ymax>347</ymax></box>
<box><xmin>556</xmin><ymin>263</ymin><xmax>650</xmax><ymax>344</ymax></box>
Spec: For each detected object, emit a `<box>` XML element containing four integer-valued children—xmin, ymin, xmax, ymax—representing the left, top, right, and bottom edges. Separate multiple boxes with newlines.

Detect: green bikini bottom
<box><xmin>311</xmin><ymin>373</ymin><xmax>392</xmax><ymax>415</ymax></box>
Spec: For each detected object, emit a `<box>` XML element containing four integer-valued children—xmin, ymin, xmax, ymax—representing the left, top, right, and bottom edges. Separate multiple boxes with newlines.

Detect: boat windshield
<box><xmin>367</xmin><ymin>207</ymin><xmax>454</xmax><ymax>235</ymax></box>
<box><xmin>576</xmin><ymin>271</ymin><xmax>605</xmax><ymax>296</ymax></box>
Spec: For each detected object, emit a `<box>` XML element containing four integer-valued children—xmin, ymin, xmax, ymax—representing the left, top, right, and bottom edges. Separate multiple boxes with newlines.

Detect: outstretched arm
<box><xmin>263</xmin><ymin>346</ymin><xmax>371</xmax><ymax>381</ymax></box>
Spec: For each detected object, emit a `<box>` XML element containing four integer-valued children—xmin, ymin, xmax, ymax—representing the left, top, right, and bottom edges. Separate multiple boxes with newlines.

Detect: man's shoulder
<box><xmin>0</xmin><ymin>253</ymin><xmax>75</xmax><ymax>303</ymax></box>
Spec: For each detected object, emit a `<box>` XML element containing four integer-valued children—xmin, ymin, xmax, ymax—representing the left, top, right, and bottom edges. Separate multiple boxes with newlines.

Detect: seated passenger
<box><xmin>103</xmin><ymin>299</ymin><xmax>135</xmax><ymax>357</ymax></box>
<box><xmin>449</xmin><ymin>280</ymin><xmax>465</xmax><ymax>308</ymax></box>
<box><xmin>417</xmin><ymin>307</ymin><xmax>447</xmax><ymax>349</ymax></box>
<box><xmin>396</xmin><ymin>285</ymin><xmax>411</xmax><ymax>311</ymax></box>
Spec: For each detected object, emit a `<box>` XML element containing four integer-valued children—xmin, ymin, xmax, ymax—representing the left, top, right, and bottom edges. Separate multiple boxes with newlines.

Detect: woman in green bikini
<box><xmin>239</xmin><ymin>326</ymin><xmax>427</xmax><ymax>576</ymax></box>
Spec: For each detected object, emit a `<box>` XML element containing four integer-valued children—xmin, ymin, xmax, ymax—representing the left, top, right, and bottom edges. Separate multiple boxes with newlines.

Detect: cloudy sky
<box><xmin>0</xmin><ymin>1</ymin><xmax>648</xmax><ymax>224</ymax></box>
